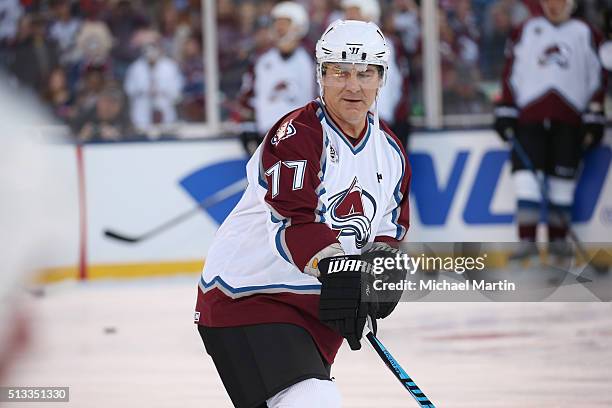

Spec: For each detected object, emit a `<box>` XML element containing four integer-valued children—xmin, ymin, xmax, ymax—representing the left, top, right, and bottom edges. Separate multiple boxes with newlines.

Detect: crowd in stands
<box><xmin>0</xmin><ymin>0</ymin><xmax>606</xmax><ymax>141</ymax></box>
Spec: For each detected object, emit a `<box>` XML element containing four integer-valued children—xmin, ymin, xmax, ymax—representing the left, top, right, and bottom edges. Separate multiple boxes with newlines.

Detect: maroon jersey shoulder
<box><xmin>262</xmin><ymin>101</ymin><xmax>325</xmax><ymax>163</ymax></box>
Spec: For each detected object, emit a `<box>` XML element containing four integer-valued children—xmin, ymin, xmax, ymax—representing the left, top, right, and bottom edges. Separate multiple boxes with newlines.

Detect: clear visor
<box><xmin>321</xmin><ymin>62</ymin><xmax>382</xmax><ymax>89</ymax></box>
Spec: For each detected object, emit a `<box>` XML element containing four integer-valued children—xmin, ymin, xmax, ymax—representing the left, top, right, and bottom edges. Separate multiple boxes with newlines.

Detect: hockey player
<box><xmin>195</xmin><ymin>20</ymin><xmax>410</xmax><ymax>408</ymax></box>
<box><xmin>238</xmin><ymin>1</ymin><xmax>315</xmax><ymax>156</ymax></box>
<box><xmin>494</xmin><ymin>0</ymin><xmax>606</xmax><ymax>257</ymax></box>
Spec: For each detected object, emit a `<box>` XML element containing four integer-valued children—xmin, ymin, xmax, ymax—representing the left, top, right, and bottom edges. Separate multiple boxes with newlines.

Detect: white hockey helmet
<box><xmin>341</xmin><ymin>0</ymin><xmax>381</xmax><ymax>24</ymax></box>
<box><xmin>271</xmin><ymin>1</ymin><xmax>309</xmax><ymax>39</ymax></box>
<box><xmin>315</xmin><ymin>19</ymin><xmax>390</xmax><ymax>94</ymax></box>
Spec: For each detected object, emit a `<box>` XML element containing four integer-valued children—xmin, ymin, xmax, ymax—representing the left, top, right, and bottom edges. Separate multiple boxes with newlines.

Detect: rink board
<box><xmin>37</xmin><ymin>130</ymin><xmax>612</xmax><ymax>281</ymax></box>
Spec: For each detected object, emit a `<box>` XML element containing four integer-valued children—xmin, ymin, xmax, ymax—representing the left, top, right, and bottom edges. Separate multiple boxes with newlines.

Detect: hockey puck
<box><xmin>103</xmin><ymin>326</ymin><xmax>117</xmax><ymax>335</ymax></box>
<box><xmin>28</xmin><ymin>287</ymin><xmax>46</xmax><ymax>298</ymax></box>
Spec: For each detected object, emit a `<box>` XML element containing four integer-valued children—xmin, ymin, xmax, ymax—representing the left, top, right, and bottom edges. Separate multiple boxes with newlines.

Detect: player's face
<box><xmin>274</xmin><ymin>17</ymin><xmax>299</xmax><ymax>53</ymax></box>
<box><xmin>541</xmin><ymin>0</ymin><xmax>572</xmax><ymax>24</ymax></box>
<box><xmin>322</xmin><ymin>63</ymin><xmax>381</xmax><ymax>126</ymax></box>
<box><xmin>274</xmin><ymin>17</ymin><xmax>292</xmax><ymax>38</ymax></box>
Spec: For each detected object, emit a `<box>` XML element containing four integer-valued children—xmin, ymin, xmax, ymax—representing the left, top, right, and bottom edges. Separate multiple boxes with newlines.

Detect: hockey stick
<box><xmin>364</xmin><ymin>326</ymin><xmax>436</xmax><ymax>407</ymax></box>
<box><xmin>509</xmin><ymin>133</ymin><xmax>595</xmax><ymax>265</ymax></box>
<box><xmin>104</xmin><ymin>178</ymin><xmax>248</xmax><ymax>244</ymax></box>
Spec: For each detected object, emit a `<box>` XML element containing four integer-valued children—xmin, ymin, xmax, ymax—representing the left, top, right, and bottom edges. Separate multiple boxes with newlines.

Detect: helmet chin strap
<box><xmin>316</xmin><ymin>64</ymin><xmax>326</xmax><ymax>105</ymax></box>
<box><xmin>370</xmin><ymin>79</ymin><xmax>385</xmax><ymax>136</ymax></box>
<box><xmin>371</xmin><ymin>94</ymin><xmax>386</xmax><ymax>179</ymax></box>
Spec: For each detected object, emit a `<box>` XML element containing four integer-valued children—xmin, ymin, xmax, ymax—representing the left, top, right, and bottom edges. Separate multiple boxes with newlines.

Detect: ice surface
<box><xmin>7</xmin><ymin>275</ymin><xmax>612</xmax><ymax>407</ymax></box>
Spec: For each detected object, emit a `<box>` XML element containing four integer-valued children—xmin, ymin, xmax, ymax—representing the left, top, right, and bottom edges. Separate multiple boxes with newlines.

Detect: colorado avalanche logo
<box><xmin>329</xmin><ymin>177</ymin><xmax>376</xmax><ymax>249</ymax></box>
<box><xmin>271</xmin><ymin>120</ymin><xmax>296</xmax><ymax>146</ymax></box>
<box><xmin>538</xmin><ymin>43</ymin><xmax>570</xmax><ymax>68</ymax></box>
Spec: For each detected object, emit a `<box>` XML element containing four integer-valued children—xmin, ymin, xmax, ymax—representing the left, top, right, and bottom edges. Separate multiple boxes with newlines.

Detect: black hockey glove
<box><xmin>582</xmin><ymin>110</ymin><xmax>605</xmax><ymax>151</ymax></box>
<box><xmin>494</xmin><ymin>105</ymin><xmax>518</xmax><ymax>142</ymax></box>
<box><xmin>361</xmin><ymin>243</ymin><xmax>407</xmax><ymax>319</ymax></box>
<box><xmin>317</xmin><ymin>255</ymin><xmax>378</xmax><ymax>351</ymax></box>
<box><xmin>240</xmin><ymin>130</ymin><xmax>263</xmax><ymax>156</ymax></box>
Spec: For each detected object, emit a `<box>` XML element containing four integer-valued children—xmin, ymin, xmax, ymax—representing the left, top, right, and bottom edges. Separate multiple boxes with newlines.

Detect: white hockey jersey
<box><xmin>253</xmin><ymin>47</ymin><xmax>316</xmax><ymax>134</ymax></box>
<box><xmin>195</xmin><ymin>100</ymin><xmax>410</xmax><ymax>363</ymax></box>
<box><xmin>500</xmin><ymin>16</ymin><xmax>606</xmax><ymax>124</ymax></box>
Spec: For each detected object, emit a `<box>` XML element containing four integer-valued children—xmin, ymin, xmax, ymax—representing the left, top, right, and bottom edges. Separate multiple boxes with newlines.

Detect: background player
<box><xmin>494</xmin><ymin>0</ymin><xmax>607</xmax><ymax>260</ymax></box>
<box><xmin>195</xmin><ymin>19</ymin><xmax>410</xmax><ymax>408</ymax></box>
<box><xmin>238</xmin><ymin>1</ymin><xmax>315</xmax><ymax>156</ymax></box>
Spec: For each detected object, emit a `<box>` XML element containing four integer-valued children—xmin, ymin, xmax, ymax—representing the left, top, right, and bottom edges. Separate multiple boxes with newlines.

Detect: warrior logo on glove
<box><xmin>319</xmin><ymin>255</ymin><xmax>372</xmax><ymax>275</ymax></box>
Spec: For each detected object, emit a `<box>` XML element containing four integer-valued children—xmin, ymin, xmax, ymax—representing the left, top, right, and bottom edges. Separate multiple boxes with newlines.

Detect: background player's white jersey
<box><xmin>501</xmin><ymin>16</ymin><xmax>605</xmax><ymax>123</ymax></box>
<box><xmin>254</xmin><ymin>47</ymin><xmax>315</xmax><ymax>135</ymax></box>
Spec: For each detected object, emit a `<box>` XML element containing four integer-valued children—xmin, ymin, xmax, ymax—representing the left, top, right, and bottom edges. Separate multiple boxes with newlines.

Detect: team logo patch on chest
<box><xmin>329</xmin><ymin>177</ymin><xmax>377</xmax><ymax>249</ymax></box>
<box><xmin>271</xmin><ymin>120</ymin><xmax>297</xmax><ymax>146</ymax></box>
<box><xmin>538</xmin><ymin>43</ymin><xmax>571</xmax><ymax>68</ymax></box>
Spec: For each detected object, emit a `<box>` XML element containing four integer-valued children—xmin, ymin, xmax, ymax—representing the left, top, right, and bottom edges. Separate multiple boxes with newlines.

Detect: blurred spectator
<box><xmin>73</xmin><ymin>86</ymin><xmax>131</xmax><ymax>142</ymax></box>
<box><xmin>43</xmin><ymin>67</ymin><xmax>75</xmax><ymax>121</ymax></box>
<box><xmin>0</xmin><ymin>0</ymin><xmax>23</xmax><ymax>42</ymax></box>
<box><xmin>438</xmin><ymin>8</ymin><xmax>457</xmax><ymax>90</ymax></box>
<box><xmin>9</xmin><ymin>0</ymin><xmax>607</xmax><ymax>130</ymax></box>
<box><xmin>11</xmin><ymin>14</ymin><xmax>60</xmax><ymax>91</ymax></box>
<box><xmin>74</xmin><ymin>20</ymin><xmax>114</xmax><ymax>68</ymax></box>
<box><xmin>392</xmin><ymin>0</ymin><xmax>421</xmax><ymax>55</ymax></box>
<box><xmin>576</xmin><ymin>0</ymin><xmax>607</xmax><ymax>29</ymax></box>
<box><xmin>256</xmin><ymin>0</ymin><xmax>277</xmax><ymax>27</ymax></box>
<box><xmin>381</xmin><ymin>10</ymin><xmax>413</xmax><ymax>144</ymax></box>
<box><xmin>443</xmin><ymin>64</ymin><xmax>491</xmax><ymax>114</ymax></box>
<box><xmin>481</xmin><ymin>0</ymin><xmax>530</xmax><ymax>79</ymax></box>
<box><xmin>78</xmin><ymin>0</ymin><xmax>110</xmax><ymax>19</ymax></box>
<box><xmin>448</xmin><ymin>0</ymin><xmax>480</xmax><ymax>67</ymax></box>
<box><xmin>235</xmin><ymin>2</ymin><xmax>261</xmax><ymax>59</ymax></box>
<box><xmin>159</xmin><ymin>2</ymin><xmax>191</xmax><ymax>62</ymax></box>
<box><xmin>105</xmin><ymin>0</ymin><xmax>149</xmax><ymax>80</ymax></box>
<box><xmin>179</xmin><ymin>34</ymin><xmax>205</xmax><ymax>121</ymax></box>
<box><xmin>218</xmin><ymin>0</ymin><xmax>249</xmax><ymax>103</ymax></box>
<box><xmin>48</xmin><ymin>0</ymin><xmax>81</xmax><ymax>66</ymax></box>
<box><xmin>324</xmin><ymin>0</ymin><xmax>346</xmax><ymax>27</ymax></box>
<box><xmin>75</xmin><ymin>63</ymin><xmax>107</xmax><ymax>113</ymax></box>
<box><xmin>306</xmin><ymin>0</ymin><xmax>332</xmax><ymax>48</ymax></box>
<box><xmin>0</xmin><ymin>0</ymin><xmax>24</xmax><ymax>69</ymax></box>
<box><xmin>124</xmin><ymin>37</ymin><xmax>183</xmax><ymax>134</ymax></box>
<box><xmin>482</xmin><ymin>5</ymin><xmax>511</xmax><ymax>79</ymax></box>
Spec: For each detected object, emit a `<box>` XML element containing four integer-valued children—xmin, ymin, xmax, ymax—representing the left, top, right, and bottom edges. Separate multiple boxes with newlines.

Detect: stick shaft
<box><xmin>365</xmin><ymin>330</ymin><xmax>436</xmax><ymax>407</ymax></box>
<box><xmin>512</xmin><ymin>138</ymin><xmax>590</xmax><ymax>261</ymax></box>
<box><xmin>104</xmin><ymin>178</ymin><xmax>247</xmax><ymax>243</ymax></box>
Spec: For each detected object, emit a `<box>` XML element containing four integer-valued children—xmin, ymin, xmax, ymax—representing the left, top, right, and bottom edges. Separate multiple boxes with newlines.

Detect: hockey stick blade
<box><xmin>104</xmin><ymin>178</ymin><xmax>248</xmax><ymax>244</ymax></box>
<box><xmin>104</xmin><ymin>229</ymin><xmax>140</xmax><ymax>243</ymax></box>
<box><xmin>364</xmin><ymin>327</ymin><xmax>436</xmax><ymax>407</ymax></box>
